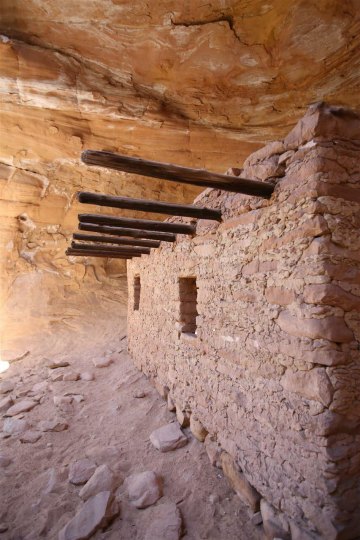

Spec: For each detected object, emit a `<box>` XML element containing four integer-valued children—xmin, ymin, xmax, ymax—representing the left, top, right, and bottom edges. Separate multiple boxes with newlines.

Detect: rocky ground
<box><xmin>0</xmin><ymin>341</ymin><xmax>262</xmax><ymax>540</ymax></box>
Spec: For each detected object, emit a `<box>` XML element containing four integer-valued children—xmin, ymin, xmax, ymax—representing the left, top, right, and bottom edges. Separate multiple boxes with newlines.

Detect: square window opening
<box><xmin>133</xmin><ymin>276</ymin><xmax>141</xmax><ymax>311</ymax></box>
<box><xmin>179</xmin><ymin>277</ymin><xmax>198</xmax><ymax>335</ymax></box>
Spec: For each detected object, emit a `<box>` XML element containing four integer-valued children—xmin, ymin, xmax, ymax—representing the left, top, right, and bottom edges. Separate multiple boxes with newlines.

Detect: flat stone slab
<box><xmin>58</xmin><ymin>491</ymin><xmax>119</xmax><ymax>540</ymax></box>
<box><xmin>47</xmin><ymin>360</ymin><xmax>70</xmax><ymax>369</ymax></box>
<box><xmin>143</xmin><ymin>502</ymin><xmax>182</xmax><ymax>540</ymax></box>
<box><xmin>3</xmin><ymin>417</ymin><xmax>30</xmax><ymax>435</ymax></box>
<box><xmin>150</xmin><ymin>423</ymin><xmax>188</xmax><ymax>453</ymax></box>
<box><xmin>69</xmin><ymin>458</ymin><xmax>97</xmax><ymax>485</ymax></box>
<box><xmin>5</xmin><ymin>400</ymin><xmax>38</xmax><ymax>417</ymax></box>
<box><xmin>38</xmin><ymin>419</ymin><xmax>68</xmax><ymax>432</ymax></box>
<box><xmin>79</xmin><ymin>464</ymin><xmax>116</xmax><ymax>501</ymax></box>
<box><xmin>20</xmin><ymin>430</ymin><xmax>42</xmax><ymax>443</ymax></box>
<box><xmin>31</xmin><ymin>381</ymin><xmax>48</xmax><ymax>393</ymax></box>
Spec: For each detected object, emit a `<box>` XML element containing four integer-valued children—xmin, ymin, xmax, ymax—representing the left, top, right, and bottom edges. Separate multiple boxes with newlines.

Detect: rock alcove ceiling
<box><xmin>0</xmin><ymin>0</ymin><xmax>359</xmax><ymax>356</ymax></box>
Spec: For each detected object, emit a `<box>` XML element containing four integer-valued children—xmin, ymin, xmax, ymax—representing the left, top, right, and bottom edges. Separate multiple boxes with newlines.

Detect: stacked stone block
<box><xmin>127</xmin><ymin>104</ymin><xmax>360</xmax><ymax>539</ymax></box>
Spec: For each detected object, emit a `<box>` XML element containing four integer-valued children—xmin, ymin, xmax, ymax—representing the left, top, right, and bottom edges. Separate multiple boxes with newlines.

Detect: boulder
<box><xmin>150</xmin><ymin>423</ymin><xmax>188</xmax><ymax>453</ymax></box>
<box><xmin>125</xmin><ymin>471</ymin><xmax>162</xmax><ymax>509</ymax></box>
<box><xmin>58</xmin><ymin>491</ymin><xmax>119</xmax><ymax>540</ymax></box>
<box><xmin>68</xmin><ymin>458</ymin><xmax>97</xmax><ymax>485</ymax></box>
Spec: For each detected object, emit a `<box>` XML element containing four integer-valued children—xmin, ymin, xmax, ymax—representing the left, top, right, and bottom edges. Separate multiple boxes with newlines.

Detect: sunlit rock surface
<box><xmin>0</xmin><ymin>1</ymin><xmax>359</xmax><ymax>355</ymax></box>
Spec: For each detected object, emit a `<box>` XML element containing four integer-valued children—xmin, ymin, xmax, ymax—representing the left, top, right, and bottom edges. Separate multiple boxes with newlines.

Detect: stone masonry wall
<box><xmin>127</xmin><ymin>104</ymin><xmax>360</xmax><ymax>540</ymax></box>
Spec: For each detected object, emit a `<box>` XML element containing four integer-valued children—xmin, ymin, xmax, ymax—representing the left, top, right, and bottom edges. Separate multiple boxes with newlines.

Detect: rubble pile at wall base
<box><xmin>127</xmin><ymin>103</ymin><xmax>360</xmax><ymax>540</ymax></box>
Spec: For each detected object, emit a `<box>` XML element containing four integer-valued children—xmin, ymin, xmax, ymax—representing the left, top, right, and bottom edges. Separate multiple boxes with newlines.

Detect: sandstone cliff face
<box><xmin>0</xmin><ymin>1</ymin><xmax>359</xmax><ymax>355</ymax></box>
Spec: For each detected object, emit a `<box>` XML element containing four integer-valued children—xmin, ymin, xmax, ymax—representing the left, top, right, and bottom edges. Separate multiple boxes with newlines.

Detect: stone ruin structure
<box><xmin>127</xmin><ymin>103</ymin><xmax>360</xmax><ymax>539</ymax></box>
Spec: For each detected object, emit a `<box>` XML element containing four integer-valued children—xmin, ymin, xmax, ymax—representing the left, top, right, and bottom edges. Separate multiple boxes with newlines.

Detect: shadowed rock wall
<box><xmin>127</xmin><ymin>104</ymin><xmax>360</xmax><ymax>539</ymax></box>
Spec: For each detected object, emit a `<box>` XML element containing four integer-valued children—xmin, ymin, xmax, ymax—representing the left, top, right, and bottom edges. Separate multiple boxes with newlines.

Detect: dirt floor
<box><xmin>0</xmin><ymin>338</ymin><xmax>262</xmax><ymax>540</ymax></box>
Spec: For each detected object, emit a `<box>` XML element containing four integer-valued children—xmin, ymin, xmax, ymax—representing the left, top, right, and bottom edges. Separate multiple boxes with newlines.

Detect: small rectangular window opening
<box><xmin>133</xmin><ymin>276</ymin><xmax>141</xmax><ymax>311</ymax></box>
<box><xmin>179</xmin><ymin>277</ymin><xmax>198</xmax><ymax>335</ymax></box>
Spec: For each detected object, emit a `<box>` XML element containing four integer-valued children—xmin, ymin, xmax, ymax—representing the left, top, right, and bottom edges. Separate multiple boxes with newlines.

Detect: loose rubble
<box><xmin>0</xmin><ymin>351</ymin><xmax>261</xmax><ymax>539</ymax></box>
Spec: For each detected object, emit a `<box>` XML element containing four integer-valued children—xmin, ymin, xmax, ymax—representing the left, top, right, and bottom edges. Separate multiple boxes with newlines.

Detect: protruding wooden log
<box><xmin>81</xmin><ymin>150</ymin><xmax>274</xmax><ymax>198</ymax></box>
<box><xmin>79</xmin><ymin>223</ymin><xmax>176</xmax><ymax>242</ymax></box>
<box><xmin>79</xmin><ymin>214</ymin><xmax>195</xmax><ymax>235</ymax></box>
<box><xmin>71</xmin><ymin>242</ymin><xmax>150</xmax><ymax>255</ymax></box>
<box><xmin>66</xmin><ymin>249</ymin><xmax>136</xmax><ymax>259</ymax></box>
<box><xmin>73</xmin><ymin>233</ymin><xmax>160</xmax><ymax>248</ymax></box>
<box><xmin>78</xmin><ymin>192</ymin><xmax>222</xmax><ymax>221</ymax></box>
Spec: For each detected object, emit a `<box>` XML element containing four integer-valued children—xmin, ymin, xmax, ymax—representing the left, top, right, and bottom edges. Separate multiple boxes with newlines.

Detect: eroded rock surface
<box><xmin>0</xmin><ymin>1</ymin><xmax>359</xmax><ymax>360</ymax></box>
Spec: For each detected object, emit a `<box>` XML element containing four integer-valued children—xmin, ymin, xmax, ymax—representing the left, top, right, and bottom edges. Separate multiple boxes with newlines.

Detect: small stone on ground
<box><xmin>63</xmin><ymin>371</ymin><xmax>80</xmax><ymax>382</ymax></box>
<box><xmin>125</xmin><ymin>471</ymin><xmax>162</xmax><ymax>509</ymax></box>
<box><xmin>5</xmin><ymin>399</ymin><xmax>38</xmax><ymax>417</ymax></box>
<box><xmin>20</xmin><ymin>430</ymin><xmax>42</xmax><ymax>443</ymax></box>
<box><xmin>150</xmin><ymin>423</ymin><xmax>188</xmax><ymax>453</ymax></box>
<box><xmin>79</xmin><ymin>464</ymin><xmax>117</xmax><ymax>501</ymax></box>
<box><xmin>0</xmin><ymin>395</ymin><xmax>13</xmax><ymax>412</ymax></box>
<box><xmin>133</xmin><ymin>390</ymin><xmax>146</xmax><ymax>398</ymax></box>
<box><xmin>3</xmin><ymin>417</ymin><xmax>30</xmax><ymax>435</ymax></box>
<box><xmin>68</xmin><ymin>458</ymin><xmax>97</xmax><ymax>485</ymax></box>
<box><xmin>47</xmin><ymin>360</ymin><xmax>70</xmax><ymax>369</ymax></box>
<box><xmin>93</xmin><ymin>357</ymin><xmax>113</xmax><ymax>368</ymax></box>
<box><xmin>80</xmin><ymin>372</ymin><xmax>94</xmax><ymax>381</ymax></box>
<box><xmin>0</xmin><ymin>455</ymin><xmax>12</xmax><ymax>467</ymax></box>
<box><xmin>39</xmin><ymin>419</ymin><xmax>69</xmax><ymax>432</ymax></box>
<box><xmin>0</xmin><ymin>380</ymin><xmax>15</xmax><ymax>394</ymax></box>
